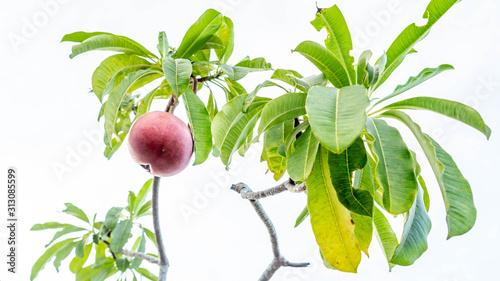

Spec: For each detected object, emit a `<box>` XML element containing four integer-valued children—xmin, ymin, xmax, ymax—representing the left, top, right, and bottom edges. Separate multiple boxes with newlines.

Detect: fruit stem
<box><xmin>165</xmin><ymin>94</ymin><xmax>179</xmax><ymax>114</ymax></box>
<box><xmin>152</xmin><ymin>176</ymin><xmax>169</xmax><ymax>281</ymax></box>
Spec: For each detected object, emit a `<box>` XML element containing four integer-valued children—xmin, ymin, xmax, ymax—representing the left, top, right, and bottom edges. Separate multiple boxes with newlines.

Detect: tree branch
<box><xmin>121</xmin><ymin>249</ymin><xmax>160</xmax><ymax>265</ymax></box>
<box><xmin>231</xmin><ymin>183</ymin><xmax>309</xmax><ymax>281</ymax></box>
<box><xmin>233</xmin><ymin>179</ymin><xmax>306</xmax><ymax>200</ymax></box>
<box><xmin>152</xmin><ymin>176</ymin><xmax>169</xmax><ymax>281</ymax></box>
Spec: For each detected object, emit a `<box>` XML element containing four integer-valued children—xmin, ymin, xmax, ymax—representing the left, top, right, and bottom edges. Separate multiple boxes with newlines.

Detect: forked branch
<box><xmin>231</xmin><ymin>183</ymin><xmax>309</xmax><ymax>281</ymax></box>
<box><xmin>234</xmin><ymin>179</ymin><xmax>306</xmax><ymax>200</ymax></box>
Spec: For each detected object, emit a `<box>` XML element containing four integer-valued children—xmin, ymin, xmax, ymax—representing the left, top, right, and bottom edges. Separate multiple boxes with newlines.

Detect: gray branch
<box><xmin>152</xmin><ymin>176</ymin><xmax>169</xmax><ymax>281</ymax></box>
<box><xmin>121</xmin><ymin>249</ymin><xmax>160</xmax><ymax>265</ymax></box>
<box><xmin>231</xmin><ymin>183</ymin><xmax>309</xmax><ymax>281</ymax></box>
<box><xmin>234</xmin><ymin>179</ymin><xmax>306</xmax><ymax>200</ymax></box>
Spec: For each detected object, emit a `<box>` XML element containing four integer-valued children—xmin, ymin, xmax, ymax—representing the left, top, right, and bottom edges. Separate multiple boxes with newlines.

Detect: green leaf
<box><xmin>53</xmin><ymin>241</ymin><xmax>78</xmax><ymax>272</ymax></box>
<box><xmin>45</xmin><ymin>226</ymin><xmax>86</xmax><ymax>247</ymax></box>
<box><xmin>134</xmin><ymin>179</ymin><xmax>153</xmax><ymax>214</ymax></box>
<box><xmin>258</xmin><ymin>92</ymin><xmax>307</xmax><ymax>134</ymax></box>
<box><xmin>31</xmin><ymin>238</ymin><xmax>77</xmax><ymax>280</ymax></box>
<box><xmin>67</xmin><ymin>33</ymin><xmax>157</xmax><ymax>59</ymax></box>
<box><xmin>311</xmin><ymin>5</ymin><xmax>355</xmax><ymax>84</ymax></box>
<box><xmin>175</xmin><ymin>9</ymin><xmax>223</xmax><ymax>59</ymax></box>
<box><xmin>355</xmin><ymin>160</ymin><xmax>375</xmax><ymax>197</ymax></box>
<box><xmin>85</xmin><ymin>258</ymin><xmax>117</xmax><ymax>281</ymax></box>
<box><xmin>104</xmin><ymin>207</ymin><xmax>123</xmax><ymax>230</ymax></box>
<box><xmin>302</xmin><ymin>73</ymin><xmax>328</xmax><ymax>88</ymax></box>
<box><xmin>61</xmin><ymin>31</ymin><xmax>110</xmax><ymax>42</ymax></box>
<box><xmin>351</xmin><ymin>213</ymin><xmax>373</xmax><ymax>257</ymax></box>
<box><xmin>373</xmin><ymin>64</ymin><xmax>454</xmax><ymax>106</ymax></box>
<box><xmin>110</xmin><ymin>219</ymin><xmax>133</xmax><ymax>254</ymax></box>
<box><xmin>104</xmin><ymin>69</ymin><xmax>154</xmax><ymax>146</ymax></box>
<box><xmin>271</xmin><ymin>69</ymin><xmax>308</xmax><ymax>92</ymax></box>
<box><xmin>102</xmin><ymin>66</ymin><xmax>161</xmax><ymax>102</ymax></box>
<box><xmin>221</xmin><ymin>64</ymin><xmax>249</xmax><ymax>81</ymax></box>
<box><xmin>31</xmin><ymin>222</ymin><xmax>77</xmax><ymax>231</ymax></box>
<box><xmin>143</xmin><ymin>227</ymin><xmax>158</xmax><ymax>249</ymax></box>
<box><xmin>380</xmin><ymin>110</ymin><xmax>477</xmax><ymax>238</ymax></box>
<box><xmin>224</xmin><ymin>77</ymin><xmax>247</xmax><ymax>97</ymax></box>
<box><xmin>136</xmin><ymin>201</ymin><xmax>152</xmax><ymax>218</ymax></box>
<box><xmin>135</xmin><ymin>87</ymin><xmax>162</xmax><ymax>120</ymax></box>
<box><xmin>374</xmin><ymin>0</ymin><xmax>462</xmax><ymax>89</ymax></box>
<box><xmin>306</xmin><ymin>85</ymin><xmax>369</xmax><ymax>154</ymax></box>
<box><xmin>62</xmin><ymin>203</ymin><xmax>90</xmax><ymax>224</ymax></box>
<box><xmin>419</xmin><ymin>175</ymin><xmax>430</xmax><ymax>212</ymax></box>
<box><xmin>162</xmin><ymin>57</ymin><xmax>193</xmax><ymax>97</ymax></box>
<box><xmin>373</xmin><ymin>207</ymin><xmax>398</xmax><ymax>270</ymax></box>
<box><xmin>212</xmin><ymin>95</ymin><xmax>269</xmax><ymax>166</ymax></box>
<box><xmin>157</xmin><ymin>31</ymin><xmax>169</xmax><ymax>57</ymax></box>
<box><xmin>294</xmin><ymin>205</ymin><xmax>309</xmax><ymax>227</ymax></box>
<box><xmin>390</xmin><ymin>187</ymin><xmax>432</xmax><ymax>266</ymax></box>
<box><xmin>215</xmin><ymin>16</ymin><xmax>235</xmax><ymax>63</ymax></box>
<box><xmin>91</xmin><ymin>54</ymin><xmax>151</xmax><ymax>102</ymax></box>
<box><xmin>365</xmin><ymin>117</ymin><xmax>418</xmax><ymax>215</ymax></box>
<box><xmin>243</xmin><ymin>80</ymin><xmax>286</xmax><ymax>112</ymax></box>
<box><xmin>202</xmin><ymin>35</ymin><xmax>223</xmax><ymax>50</ymax></box>
<box><xmin>136</xmin><ymin>267</ymin><xmax>158</xmax><ymax>281</ymax></box>
<box><xmin>306</xmin><ymin>146</ymin><xmax>361</xmax><ymax>273</ymax></box>
<box><xmin>127</xmin><ymin>191</ymin><xmax>137</xmax><ymax>215</ymax></box>
<box><xmin>281</xmin><ymin>120</ymin><xmax>310</xmax><ymax>158</ymax></box>
<box><xmin>75</xmin><ymin>236</ymin><xmax>89</xmax><ymax>258</ymax></box>
<box><xmin>130</xmin><ymin>231</ymin><xmax>147</xmax><ymax>269</ymax></box>
<box><xmin>69</xmin><ymin>243</ymin><xmax>92</xmax><ymax>273</ymax></box>
<box><xmin>357</xmin><ymin>50</ymin><xmax>373</xmax><ymax>85</ymax></box>
<box><xmin>116</xmin><ymin>257</ymin><xmax>130</xmax><ymax>272</ymax></box>
<box><xmin>293</xmin><ymin>40</ymin><xmax>350</xmax><ymax>88</ymax></box>
<box><xmin>183</xmin><ymin>89</ymin><xmax>213</xmax><ymax>165</ymax></box>
<box><xmin>371</xmin><ymin>52</ymin><xmax>388</xmax><ymax>86</ymax></box>
<box><xmin>263</xmin><ymin>120</ymin><xmax>294</xmax><ymax>181</ymax></box>
<box><xmin>380</xmin><ymin>96</ymin><xmax>491</xmax><ymax>139</ymax></box>
<box><xmin>328</xmin><ymin>137</ymin><xmax>373</xmax><ymax>217</ymax></box>
<box><xmin>207</xmin><ymin>90</ymin><xmax>219</xmax><ymax>121</ymax></box>
<box><xmin>234</xmin><ymin>57</ymin><xmax>272</xmax><ymax>71</ymax></box>
<box><xmin>287</xmin><ymin>127</ymin><xmax>320</xmax><ymax>182</ymax></box>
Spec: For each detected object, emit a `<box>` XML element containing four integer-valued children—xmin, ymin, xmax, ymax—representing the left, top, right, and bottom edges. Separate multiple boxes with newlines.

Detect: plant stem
<box><xmin>165</xmin><ymin>94</ymin><xmax>179</xmax><ymax>114</ymax></box>
<box><xmin>152</xmin><ymin>176</ymin><xmax>169</xmax><ymax>281</ymax></box>
<box><xmin>191</xmin><ymin>76</ymin><xmax>198</xmax><ymax>94</ymax></box>
<box><xmin>197</xmin><ymin>71</ymin><xmax>222</xmax><ymax>83</ymax></box>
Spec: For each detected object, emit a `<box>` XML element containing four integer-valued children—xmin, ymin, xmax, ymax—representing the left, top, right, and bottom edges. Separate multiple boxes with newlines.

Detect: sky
<box><xmin>0</xmin><ymin>0</ymin><xmax>499</xmax><ymax>280</ymax></box>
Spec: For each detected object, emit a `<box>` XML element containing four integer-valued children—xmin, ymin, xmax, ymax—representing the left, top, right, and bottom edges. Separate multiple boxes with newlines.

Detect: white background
<box><xmin>1</xmin><ymin>0</ymin><xmax>499</xmax><ymax>280</ymax></box>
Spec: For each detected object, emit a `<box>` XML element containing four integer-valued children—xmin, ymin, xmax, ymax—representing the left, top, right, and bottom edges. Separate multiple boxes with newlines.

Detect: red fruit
<box><xmin>128</xmin><ymin>111</ymin><xmax>193</xmax><ymax>177</ymax></box>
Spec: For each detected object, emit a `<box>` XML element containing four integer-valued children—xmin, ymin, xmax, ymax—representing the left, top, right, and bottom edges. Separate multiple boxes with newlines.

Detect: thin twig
<box><xmin>197</xmin><ymin>72</ymin><xmax>222</xmax><ymax>83</ymax></box>
<box><xmin>121</xmin><ymin>249</ymin><xmax>160</xmax><ymax>265</ymax></box>
<box><xmin>233</xmin><ymin>179</ymin><xmax>306</xmax><ymax>200</ymax></box>
<box><xmin>102</xmin><ymin>241</ymin><xmax>117</xmax><ymax>260</ymax></box>
<box><xmin>231</xmin><ymin>183</ymin><xmax>309</xmax><ymax>281</ymax></box>
<box><xmin>152</xmin><ymin>176</ymin><xmax>169</xmax><ymax>281</ymax></box>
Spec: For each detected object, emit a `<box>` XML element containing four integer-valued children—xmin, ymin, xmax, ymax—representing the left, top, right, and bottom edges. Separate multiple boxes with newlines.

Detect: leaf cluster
<box><xmin>31</xmin><ymin>180</ymin><xmax>158</xmax><ymax>281</ymax></box>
